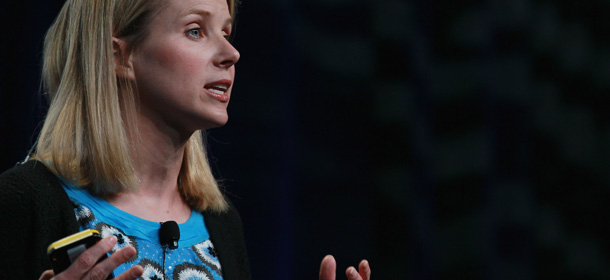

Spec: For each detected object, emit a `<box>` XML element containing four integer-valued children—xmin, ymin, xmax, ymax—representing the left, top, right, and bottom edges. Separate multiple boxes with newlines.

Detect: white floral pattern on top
<box><xmin>68</xmin><ymin>200</ymin><xmax>223</xmax><ymax>280</ymax></box>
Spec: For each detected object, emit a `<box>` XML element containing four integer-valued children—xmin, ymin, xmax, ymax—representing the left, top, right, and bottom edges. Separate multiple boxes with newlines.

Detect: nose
<box><xmin>215</xmin><ymin>37</ymin><xmax>240</xmax><ymax>69</ymax></box>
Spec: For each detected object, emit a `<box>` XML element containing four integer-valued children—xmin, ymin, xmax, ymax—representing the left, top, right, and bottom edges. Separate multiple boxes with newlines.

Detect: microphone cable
<box><xmin>159</xmin><ymin>221</ymin><xmax>180</xmax><ymax>279</ymax></box>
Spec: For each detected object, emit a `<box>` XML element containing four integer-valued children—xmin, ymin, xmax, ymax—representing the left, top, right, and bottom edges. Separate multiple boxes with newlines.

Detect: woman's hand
<box><xmin>39</xmin><ymin>235</ymin><xmax>143</xmax><ymax>280</ymax></box>
<box><xmin>319</xmin><ymin>255</ymin><xmax>371</xmax><ymax>280</ymax></box>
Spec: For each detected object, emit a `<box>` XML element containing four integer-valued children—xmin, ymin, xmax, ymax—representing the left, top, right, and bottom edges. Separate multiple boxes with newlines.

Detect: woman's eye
<box><xmin>186</xmin><ymin>28</ymin><xmax>202</xmax><ymax>38</ymax></box>
<box><xmin>223</xmin><ymin>30</ymin><xmax>232</xmax><ymax>41</ymax></box>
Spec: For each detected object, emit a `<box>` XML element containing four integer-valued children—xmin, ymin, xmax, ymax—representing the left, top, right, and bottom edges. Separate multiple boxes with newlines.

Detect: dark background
<box><xmin>1</xmin><ymin>0</ymin><xmax>609</xmax><ymax>279</ymax></box>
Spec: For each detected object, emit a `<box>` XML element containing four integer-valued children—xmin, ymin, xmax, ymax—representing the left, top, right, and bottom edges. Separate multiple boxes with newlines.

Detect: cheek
<box><xmin>134</xmin><ymin>43</ymin><xmax>217</xmax><ymax>105</ymax></box>
<box><xmin>139</xmin><ymin>39</ymin><xmax>208</xmax><ymax>77</ymax></box>
<box><xmin>150</xmin><ymin>47</ymin><xmax>197</xmax><ymax>76</ymax></box>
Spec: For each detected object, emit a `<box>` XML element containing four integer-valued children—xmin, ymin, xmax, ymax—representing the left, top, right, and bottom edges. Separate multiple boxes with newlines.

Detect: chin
<box><xmin>199</xmin><ymin>115</ymin><xmax>229</xmax><ymax>130</ymax></box>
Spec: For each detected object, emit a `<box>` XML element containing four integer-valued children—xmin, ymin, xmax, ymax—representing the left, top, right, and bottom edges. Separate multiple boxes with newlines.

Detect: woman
<box><xmin>0</xmin><ymin>0</ymin><xmax>370</xmax><ymax>279</ymax></box>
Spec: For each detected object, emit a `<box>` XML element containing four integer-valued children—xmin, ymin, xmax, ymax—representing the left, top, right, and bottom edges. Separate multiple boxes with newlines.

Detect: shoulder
<box><xmin>0</xmin><ymin>160</ymin><xmax>67</xmax><ymax>208</ymax></box>
<box><xmin>203</xmin><ymin>199</ymin><xmax>244</xmax><ymax>229</ymax></box>
<box><xmin>0</xmin><ymin>161</ymin><xmax>79</xmax><ymax>279</ymax></box>
<box><xmin>0</xmin><ymin>159</ymin><xmax>79</xmax><ymax>235</ymax></box>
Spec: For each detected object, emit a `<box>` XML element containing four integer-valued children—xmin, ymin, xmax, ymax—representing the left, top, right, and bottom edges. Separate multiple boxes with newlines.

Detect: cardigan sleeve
<box><xmin>0</xmin><ymin>161</ymin><xmax>80</xmax><ymax>279</ymax></box>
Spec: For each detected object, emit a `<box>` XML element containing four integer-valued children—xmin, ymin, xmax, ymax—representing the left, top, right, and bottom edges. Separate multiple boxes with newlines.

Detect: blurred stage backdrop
<box><xmin>1</xmin><ymin>0</ymin><xmax>609</xmax><ymax>279</ymax></box>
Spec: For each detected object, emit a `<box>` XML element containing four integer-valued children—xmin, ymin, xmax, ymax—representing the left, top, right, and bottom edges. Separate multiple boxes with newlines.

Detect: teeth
<box><xmin>208</xmin><ymin>88</ymin><xmax>225</xmax><ymax>94</ymax></box>
<box><xmin>207</xmin><ymin>84</ymin><xmax>228</xmax><ymax>94</ymax></box>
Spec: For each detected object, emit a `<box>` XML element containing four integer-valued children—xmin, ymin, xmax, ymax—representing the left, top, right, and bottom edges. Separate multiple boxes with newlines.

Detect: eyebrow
<box><xmin>180</xmin><ymin>8</ymin><xmax>232</xmax><ymax>26</ymax></box>
<box><xmin>181</xmin><ymin>8</ymin><xmax>211</xmax><ymax>18</ymax></box>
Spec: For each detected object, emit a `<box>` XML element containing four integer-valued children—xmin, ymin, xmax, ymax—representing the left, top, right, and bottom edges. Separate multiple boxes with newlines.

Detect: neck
<box><xmin>107</xmin><ymin>109</ymin><xmax>193</xmax><ymax>223</ymax></box>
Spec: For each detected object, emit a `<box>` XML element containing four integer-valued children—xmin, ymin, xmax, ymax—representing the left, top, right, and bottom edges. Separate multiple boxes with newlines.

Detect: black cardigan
<box><xmin>0</xmin><ymin>161</ymin><xmax>250</xmax><ymax>279</ymax></box>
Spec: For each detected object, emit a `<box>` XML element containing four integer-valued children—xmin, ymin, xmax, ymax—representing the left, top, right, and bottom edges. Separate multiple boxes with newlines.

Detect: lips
<box><xmin>204</xmin><ymin>79</ymin><xmax>232</xmax><ymax>102</ymax></box>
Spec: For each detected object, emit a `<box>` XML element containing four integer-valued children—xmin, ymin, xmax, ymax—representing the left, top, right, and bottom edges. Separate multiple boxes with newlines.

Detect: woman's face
<box><xmin>131</xmin><ymin>0</ymin><xmax>239</xmax><ymax>134</ymax></box>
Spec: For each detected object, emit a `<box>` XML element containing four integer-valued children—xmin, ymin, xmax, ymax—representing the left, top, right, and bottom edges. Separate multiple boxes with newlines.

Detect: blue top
<box><xmin>60</xmin><ymin>180</ymin><xmax>223</xmax><ymax>280</ymax></box>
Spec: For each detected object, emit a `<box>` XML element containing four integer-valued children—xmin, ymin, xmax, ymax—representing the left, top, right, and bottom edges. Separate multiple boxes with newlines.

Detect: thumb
<box><xmin>319</xmin><ymin>255</ymin><xmax>336</xmax><ymax>280</ymax></box>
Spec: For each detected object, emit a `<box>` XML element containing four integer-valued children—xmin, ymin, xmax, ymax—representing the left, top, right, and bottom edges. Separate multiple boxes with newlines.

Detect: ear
<box><xmin>113</xmin><ymin>37</ymin><xmax>135</xmax><ymax>80</ymax></box>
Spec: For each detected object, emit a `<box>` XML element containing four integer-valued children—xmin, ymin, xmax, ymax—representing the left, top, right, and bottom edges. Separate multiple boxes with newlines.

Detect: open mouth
<box><xmin>205</xmin><ymin>84</ymin><xmax>228</xmax><ymax>94</ymax></box>
<box><xmin>204</xmin><ymin>80</ymin><xmax>232</xmax><ymax>102</ymax></box>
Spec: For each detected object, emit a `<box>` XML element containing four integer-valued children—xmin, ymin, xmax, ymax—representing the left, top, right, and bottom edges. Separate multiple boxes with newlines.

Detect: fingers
<box><xmin>319</xmin><ymin>255</ymin><xmax>337</xmax><ymax>280</ymax></box>
<box><xmin>48</xmin><ymin>235</ymin><xmax>142</xmax><ymax>280</ymax></box>
<box><xmin>359</xmin><ymin>260</ymin><xmax>371</xmax><ymax>280</ymax></box>
<box><xmin>38</xmin><ymin>270</ymin><xmax>54</xmax><ymax>280</ymax></box>
<box><xmin>346</xmin><ymin>266</ymin><xmax>362</xmax><ymax>280</ymax></box>
<box><xmin>57</xmin><ymin>235</ymin><xmax>118</xmax><ymax>279</ymax></box>
<box><xmin>83</xmin><ymin>246</ymin><xmax>137</xmax><ymax>280</ymax></box>
<box><xmin>320</xmin><ymin>256</ymin><xmax>371</xmax><ymax>280</ymax></box>
<box><xmin>114</xmin><ymin>265</ymin><xmax>144</xmax><ymax>280</ymax></box>
<box><xmin>345</xmin><ymin>259</ymin><xmax>371</xmax><ymax>280</ymax></box>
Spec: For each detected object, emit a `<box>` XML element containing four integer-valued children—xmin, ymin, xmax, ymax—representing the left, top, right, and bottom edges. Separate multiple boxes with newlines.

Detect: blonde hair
<box><xmin>34</xmin><ymin>0</ymin><xmax>238</xmax><ymax>212</ymax></box>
